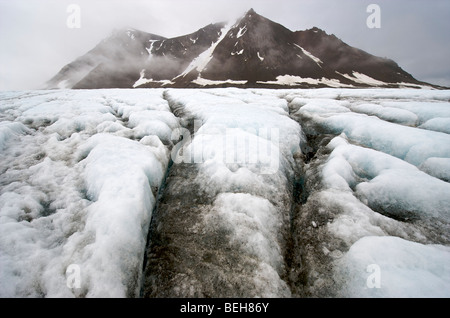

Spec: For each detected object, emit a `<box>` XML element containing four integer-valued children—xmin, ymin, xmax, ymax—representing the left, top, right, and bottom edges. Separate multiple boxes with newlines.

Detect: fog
<box><xmin>0</xmin><ymin>0</ymin><xmax>449</xmax><ymax>90</ymax></box>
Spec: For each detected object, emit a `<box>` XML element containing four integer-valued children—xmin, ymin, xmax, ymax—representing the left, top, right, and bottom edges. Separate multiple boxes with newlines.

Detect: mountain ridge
<box><xmin>46</xmin><ymin>9</ymin><xmax>437</xmax><ymax>89</ymax></box>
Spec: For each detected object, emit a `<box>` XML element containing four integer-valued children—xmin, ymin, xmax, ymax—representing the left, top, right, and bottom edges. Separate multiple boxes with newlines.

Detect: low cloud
<box><xmin>0</xmin><ymin>0</ymin><xmax>449</xmax><ymax>90</ymax></box>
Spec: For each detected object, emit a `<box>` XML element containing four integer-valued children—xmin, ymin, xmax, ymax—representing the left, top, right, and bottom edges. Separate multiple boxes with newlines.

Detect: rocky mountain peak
<box><xmin>46</xmin><ymin>9</ymin><xmax>432</xmax><ymax>89</ymax></box>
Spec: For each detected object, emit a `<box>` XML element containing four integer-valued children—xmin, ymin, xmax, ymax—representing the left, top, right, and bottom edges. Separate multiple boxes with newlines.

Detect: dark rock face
<box><xmin>47</xmin><ymin>9</ymin><xmax>431</xmax><ymax>89</ymax></box>
<box><xmin>141</xmin><ymin>23</ymin><xmax>226</xmax><ymax>83</ymax></box>
<box><xmin>292</xmin><ymin>27</ymin><xmax>419</xmax><ymax>85</ymax></box>
<box><xmin>199</xmin><ymin>9</ymin><xmax>324</xmax><ymax>83</ymax></box>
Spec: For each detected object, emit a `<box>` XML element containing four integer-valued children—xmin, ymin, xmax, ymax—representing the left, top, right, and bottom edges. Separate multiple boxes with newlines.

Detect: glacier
<box><xmin>0</xmin><ymin>88</ymin><xmax>449</xmax><ymax>298</ymax></box>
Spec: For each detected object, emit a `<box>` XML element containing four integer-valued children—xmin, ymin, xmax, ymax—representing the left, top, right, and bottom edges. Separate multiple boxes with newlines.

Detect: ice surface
<box><xmin>323</xmin><ymin>136</ymin><xmax>450</xmax><ymax>220</ymax></box>
<box><xmin>0</xmin><ymin>89</ymin><xmax>174</xmax><ymax>297</ymax></box>
<box><xmin>0</xmin><ymin>121</ymin><xmax>29</xmax><ymax>150</ymax></box>
<box><xmin>419</xmin><ymin>117</ymin><xmax>450</xmax><ymax>134</ymax></box>
<box><xmin>146</xmin><ymin>88</ymin><xmax>303</xmax><ymax>297</ymax></box>
<box><xmin>349</xmin><ymin>103</ymin><xmax>418</xmax><ymax>126</ymax></box>
<box><xmin>207</xmin><ymin>192</ymin><xmax>289</xmax><ymax>295</ymax></box>
<box><xmin>335</xmin><ymin>236</ymin><xmax>450</xmax><ymax>297</ymax></box>
<box><xmin>295</xmin><ymin>100</ymin><xmax>450</xmax><ymax>167</ymax></box>
<box><xmin>1</xmin><ymin>88</ymin><xmax>449</xmax><ymax>298</ymax></box>
<box><xmin>286</xmin><ymin>88</ymin><xmax>450</xmax><ymax>297</ymax></box>
<box><xmin>73</xmin><ymin>133</ymin><xmax>168</xmax><ymax>297</ymax></box>
<box><xmin>285</xmin><ymin>88</ymin><xmax>450</xmax><ymax>101</ymax></box>
<box><xmin>419</xmin><ymin>157</ymin><xmax>450</xmax><ymax>182</ymax></box>
<box><xmin>381</xmin><ymin>101</ymin><xmax>450</xmax><ymax>125</ymax></box>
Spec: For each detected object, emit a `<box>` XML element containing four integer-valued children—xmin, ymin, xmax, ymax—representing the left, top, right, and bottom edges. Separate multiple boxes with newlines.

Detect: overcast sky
<box><xmin>1</xmin><ymin>0</ymin><xmax>449</xmax><ymax>90</ymax></box>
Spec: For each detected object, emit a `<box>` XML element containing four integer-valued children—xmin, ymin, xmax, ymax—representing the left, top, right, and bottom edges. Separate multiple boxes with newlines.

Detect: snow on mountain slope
<box><xmin>1</xmin><ymin>88</ymin><xmax>450</xmax><ymax>298</ymax></box>
<box><xmin>174</xmin><ymin>22</ymin><xmax>235</xmax><ymax>79</ymax></box>
<box><xmin>138</xmin><ymin>22</ymin><xmax>227</xmax><ymax>87</ymax></box>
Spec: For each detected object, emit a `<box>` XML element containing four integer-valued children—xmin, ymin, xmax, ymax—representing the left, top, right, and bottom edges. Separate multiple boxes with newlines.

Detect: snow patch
<box><xmin>133</xmin><ymin>70</ymin><xmax>174</xmax><ymax>88</ymax></box>
<box><xmin>338</xmin><ymin>71</ymin><xmax>387</xmax><ymax>86</ymax></box>
<box><xmin>257</xmin><ymin>75</ymin><xmax>353</xmax><ymax>88</ymax></box>
<box><xmin>293</xmin><ymin>44</ymin><xmax>323</xmax><ymax>67</ymax></box>
<box><xmin>237</xmin><ymin>25</ymin><xmax>247</xmax><ymax>38</ymax></box>
<box><xmin>192</xmin><ymin>76</ymin><xmax>247</xmax><ymax>86</ymax></box>
<box><xmin>146</xmin><ymin>40</ymin><xmax>158</xmax><ymax>57</ymax></box>
<box><xmin>257</xmin><ymin>52</ymin><xmax>264</xmax><ymax>61</ymax></box>
<box><xmin>175</xmin><ymin>22</ymin><xmax>234</xmax><ymax>78</ymax></box>
<box><xmin>231</xmin><ymin>48</ymin><xmax>244</xmax><ymax>56</ymax></box>
<box><xmin>126</xmin><ymin>30</ymin><xmax>135</xmax><ymax>40</ymax></box>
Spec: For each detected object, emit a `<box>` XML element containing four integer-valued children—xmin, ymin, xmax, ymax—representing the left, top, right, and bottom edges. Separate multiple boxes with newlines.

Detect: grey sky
<box><xmin>0</xmin><ymin>0</ymin><xmax>449</xmax><ymax>90</ymax></box>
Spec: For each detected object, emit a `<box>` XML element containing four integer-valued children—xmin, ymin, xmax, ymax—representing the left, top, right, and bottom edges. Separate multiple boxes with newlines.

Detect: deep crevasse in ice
<box><xmin>142</xmin><ymin>88</ymin><xmax>304</xmax><ymax>297</ymax></box>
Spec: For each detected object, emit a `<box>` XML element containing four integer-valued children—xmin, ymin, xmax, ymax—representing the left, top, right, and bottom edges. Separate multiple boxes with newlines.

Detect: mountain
<box><xmin>46</xmin><ymin>28</ymin><xmax>165</xmax><ymax>89</ymax></box>
<box><xmin>46</xmin><ymin>9</ymin><xmax>433</xmax><ymax>89</ymax></box>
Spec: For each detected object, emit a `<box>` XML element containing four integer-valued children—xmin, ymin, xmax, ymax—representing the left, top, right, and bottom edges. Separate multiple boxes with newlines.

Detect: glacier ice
<box><xmin>1</xmin><ymin>87</ymin><xmax>450</xmax><ymax>298</ymax></box>
<box><xmin>294</xmin><ymin>99</ymin><xmax>450</xmax><ymax>167</ymax></box>
<box><xmin>142</xmin><ymin>88</ymin><xmax>303</xmax><ymax>297</ymax></box>
<box><xmin>0</xmin><ymin>89</ymin><xmax>175</xmax><ymax>297</ymax></box>
<box><xmin>335</xmin><ymin>236</ymin><xmax>450</xmax><ymax>298</ymax></box>
<box><xmin>323</xmin><ymin>136</ymin><xmax>450</xmax><ymax>220</ymax></box>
